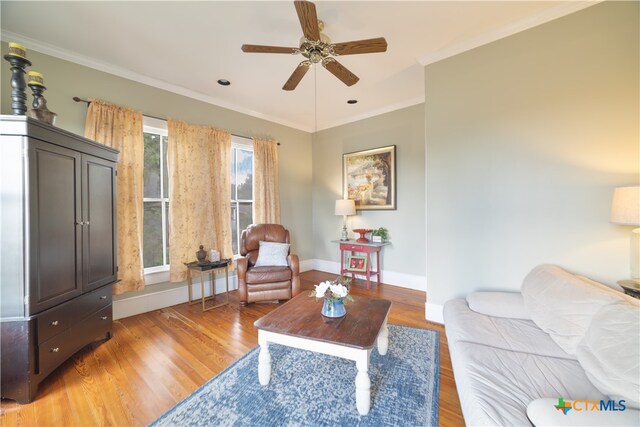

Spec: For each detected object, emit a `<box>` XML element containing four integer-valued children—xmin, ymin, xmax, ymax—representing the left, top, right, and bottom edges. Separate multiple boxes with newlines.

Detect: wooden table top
<box><xmin>254</xmin><ymin>292</ymin><xmax>392</xmax><ymax>349</ymax></box>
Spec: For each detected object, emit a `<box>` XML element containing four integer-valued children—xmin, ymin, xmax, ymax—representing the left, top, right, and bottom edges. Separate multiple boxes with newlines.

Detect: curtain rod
<box><xmin>72</xmin><ymin>97</ymin><xmax>279</xmax><ymax>145</ymax></box>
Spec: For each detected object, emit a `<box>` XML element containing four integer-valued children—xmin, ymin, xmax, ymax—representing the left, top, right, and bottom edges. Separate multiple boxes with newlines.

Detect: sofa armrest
<box><xmin>466</xmin><ymin>291</ymin><xmax>531</xmax><ymax>320</ymax></box>
<box><xmin>527</xmin><ymin>398</ymin><xmax>640</xmax><ymax>426</ymax></box>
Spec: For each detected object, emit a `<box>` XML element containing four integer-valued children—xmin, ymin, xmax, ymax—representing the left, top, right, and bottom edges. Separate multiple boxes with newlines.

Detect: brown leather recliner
<box><xmin>237</xmin><ymin>224</ymin><xmax>300</xmax><ymax>306</ymax></box>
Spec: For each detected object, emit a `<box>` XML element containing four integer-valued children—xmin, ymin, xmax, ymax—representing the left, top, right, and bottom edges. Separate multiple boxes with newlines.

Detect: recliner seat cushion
<box><xmin>246</xmin><ymin>266</ymin><xmax>292</xmax><ymax>284</ymax></box>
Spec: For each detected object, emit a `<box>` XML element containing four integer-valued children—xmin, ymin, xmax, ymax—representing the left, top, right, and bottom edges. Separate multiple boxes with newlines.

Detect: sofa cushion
<box><xmin>521</xmin><ymin>265</ymin><xmax>630</xmax><ymax>355</ymax></box>
<box><xmin>466</xmin><ymin>291</ymin><xmax>531</xmax><ymax>320</ymax></box>
<box><xmin>449</xmin><ymin>341</ymin><xmax>606</xmax><ymax>426</ymax></box>
<box><xmin>246</xmin><ymin>266</ymin><xmax>292</xmax><ymax>284</ymax></box>
<box><xmin>254</xmin><ymin>241</ymin><xmax>290</xmax><ymax>267</ymax></box>
<box><xmin>444</xmin><ymin>298</ymin><xmax>573</xmax><ymax>359</ymax></box>
<box><xmin>576</xmin><ymin>300</ymin><xmax>640</xmax><ymax>409</ymax></box>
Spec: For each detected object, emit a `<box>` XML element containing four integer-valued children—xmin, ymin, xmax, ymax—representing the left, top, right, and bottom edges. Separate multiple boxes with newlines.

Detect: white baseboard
<box><xmin>299</xmin><ymin>259</ymin><xmax>314</xmax><ymax>272</ymax></box>
<box><xmin>310</xmin><ymin>259</ymin><xmax>427</xmax><ymax>292</ymax></box>
<box><xmin>425</xmin><ymin>302</ymin><xmax>444</xmax><ymax>324</ymax></box>
<box><xmin>113</xmin><ymin>258</ymin><xmax>426</xmax><ymax>320</ymax></box>
<box><xmin>113</xmin><ymin>274</ymin><xmax>238</xmax><ymax>320</ymax></box>
<box><xmin>113</xmin><ymin>258</ymin><xmax>317</xmax><ymax>320</ymax></box>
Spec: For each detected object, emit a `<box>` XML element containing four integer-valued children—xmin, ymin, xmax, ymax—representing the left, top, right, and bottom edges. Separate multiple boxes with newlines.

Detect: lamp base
<box><xmin>340</xmin><ymin>225</ymin><xmax>349</xmax><ymax>241</ymax></box>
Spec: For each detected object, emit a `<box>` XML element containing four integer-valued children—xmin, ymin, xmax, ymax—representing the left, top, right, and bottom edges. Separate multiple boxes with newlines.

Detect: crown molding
<box><xmin>418</xmin><ymin>0</ymin><xmax>601</xmax><ymax>66</ymax></box>
<box><xmin>1</xmin><ymin>30</ymin><xmax>314</xmax><ymax>132</ymax></box>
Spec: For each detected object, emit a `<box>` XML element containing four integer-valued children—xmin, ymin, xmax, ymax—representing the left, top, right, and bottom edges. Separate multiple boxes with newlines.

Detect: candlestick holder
<box><xmin>27</xmin><ymin>72</ymin><xmax>57</xmax><ymax>125</ymax></box>
<box><xmin>4</xmin><ymin>48</ymin><xmax>32</xmax><ymax>115</ymax></box>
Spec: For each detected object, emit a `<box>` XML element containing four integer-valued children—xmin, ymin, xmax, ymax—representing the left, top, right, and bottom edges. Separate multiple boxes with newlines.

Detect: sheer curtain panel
<box><xmin>84</xmin><ymin>99</ymin><xmax>145</xmax><ymax>294</ymax></box>
<box><xmin>167</xmin><ymin>119</ymin><xmax>232</xmax><ymax>282</ymax></box>
<box><xmin>253</xmin><ymin>138</ymin><xmax>281</xmax><ymax>224</ymax></box>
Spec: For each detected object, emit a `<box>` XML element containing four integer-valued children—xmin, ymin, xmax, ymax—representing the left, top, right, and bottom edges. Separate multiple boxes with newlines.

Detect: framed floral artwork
<box><xmin>347</xmin><ymin>255</ymin><xmax>367</xmax><ymax>272</ymax></box>
<box><xmin>343</xmin><ymin>145</ymin><xmax>396</xmax><ymax>210</ymax></box>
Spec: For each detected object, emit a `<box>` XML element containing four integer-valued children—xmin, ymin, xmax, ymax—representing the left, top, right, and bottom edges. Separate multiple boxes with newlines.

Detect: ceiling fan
<box><xmin>241</xmin><ymin>0</ymin><xmax>388</xmax><ymax>91</ymax></box>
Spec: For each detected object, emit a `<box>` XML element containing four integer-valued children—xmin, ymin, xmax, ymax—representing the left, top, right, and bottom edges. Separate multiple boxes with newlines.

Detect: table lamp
<box><xmin>335</xmin><ymin>199</ymin><xmax>356</xmax><ymax>241</ymax></box>
<box><xmin>611</xmin><ymin>186</ymin><xmax>640</xmax><ymax>281</ymax></box>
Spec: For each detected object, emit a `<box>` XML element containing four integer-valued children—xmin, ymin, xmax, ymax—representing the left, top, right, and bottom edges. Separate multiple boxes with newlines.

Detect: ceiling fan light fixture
<box><xmin>217</xmin><ymin>79</ymin><xmax>231</xmax><ymax>86</ymax></box>
<box><xmin>241</xmin><ymin>0</ymin><xmax>387</xmax><ymax>91</ymax></box>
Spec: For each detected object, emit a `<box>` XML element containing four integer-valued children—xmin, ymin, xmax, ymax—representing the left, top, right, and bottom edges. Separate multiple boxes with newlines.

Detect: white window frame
<box><xmin>231</xmin><ymin>135</ymin><xmax>253</xmax><ymax>255</ymax></box>
<box><xmin>143</xmin><ymin>116</ymin><xmax>170</xmax><ymax>275</ymax></box>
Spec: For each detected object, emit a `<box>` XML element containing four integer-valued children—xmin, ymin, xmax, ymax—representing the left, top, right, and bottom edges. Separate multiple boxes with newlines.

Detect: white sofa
<box><xmin>444</xmin><ymin>265</ymin><xmax>640</xmax><ymax>426</ymax></box>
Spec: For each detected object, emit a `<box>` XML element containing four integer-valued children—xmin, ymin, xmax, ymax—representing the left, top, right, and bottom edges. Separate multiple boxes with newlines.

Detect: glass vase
<box><xmin>321</xmin><ymin>297</ymin><xmax>346</xmax><ymax>318</ymax></box>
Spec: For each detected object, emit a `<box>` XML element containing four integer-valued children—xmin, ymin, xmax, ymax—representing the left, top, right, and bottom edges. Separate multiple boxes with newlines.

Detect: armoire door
<box><xmin>82</xmin><ymin>155</ymin><xmax>117</xmax><ymax>291</ymax></box>
<box><xmin>28</xmin><ymin>140</ymin><xmax>82</xmax><ymax>314</ymax></box>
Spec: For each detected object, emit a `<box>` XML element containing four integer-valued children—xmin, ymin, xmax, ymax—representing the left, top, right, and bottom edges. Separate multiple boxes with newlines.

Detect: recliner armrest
<box><xmin>288</xmin><ymin>254</ymin><xmax>299</xmax><ymax>276</ymax></box>
<box><xmin>237</xmin><ymin>256</ymin><xmax>248</xmax><ymax>279</ymax></box>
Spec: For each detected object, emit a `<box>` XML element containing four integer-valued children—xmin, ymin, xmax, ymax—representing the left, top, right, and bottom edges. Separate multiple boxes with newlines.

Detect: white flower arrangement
<box><xmin>310</xmin><ymin>276</ymin><xmax>353</xmax><ymax>306</ymax></box>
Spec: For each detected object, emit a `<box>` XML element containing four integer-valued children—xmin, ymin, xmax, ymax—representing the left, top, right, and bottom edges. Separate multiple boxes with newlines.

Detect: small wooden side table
<box><xmin>617</xmin><ymin>280</ymin><xmax>640</xmax><ymax>299</ymax></box>
<box><xmin>333</xmin><ymin>240</ymin><xmax>390</xmax><ymax>289</ymax></box>
<box><xmin>184</xmin><ymin>260</ymin><xmax>231</xmax><ymax>311</ymax></box>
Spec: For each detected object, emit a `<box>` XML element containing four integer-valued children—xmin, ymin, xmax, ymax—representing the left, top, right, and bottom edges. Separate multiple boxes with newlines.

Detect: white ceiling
<box><xmin>1</xmin><ymin>1</ymin><xmax>596</xmax><ymax>132</ymax></box>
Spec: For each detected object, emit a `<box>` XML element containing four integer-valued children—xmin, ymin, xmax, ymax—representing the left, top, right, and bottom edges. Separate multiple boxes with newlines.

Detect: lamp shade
<box><xmin>611</xmin><ymin>186</ymin><xmax>640</xmax><ymax>226</ymax></box>
<box><xmin>335</xmin><ymin>199</ymin><xmax>356</xmax><ymax>216</ymax></box>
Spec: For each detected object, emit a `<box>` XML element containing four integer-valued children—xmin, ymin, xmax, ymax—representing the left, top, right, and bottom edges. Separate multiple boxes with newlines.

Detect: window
<box><xmin>230</xmin><ymin>136</ymin><xmax>253</xmax><ymax>255</ymax></box>
<box><xmin>143</xmin><ymin>117</ymin><xmax>170</xmax><ymax>272</ymax></box>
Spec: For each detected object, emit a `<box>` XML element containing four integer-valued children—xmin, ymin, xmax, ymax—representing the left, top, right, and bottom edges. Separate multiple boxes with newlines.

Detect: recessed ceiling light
<box><xmin>217</xmin><ymin>79</ymin><xmax>231</xmax><ymax>86</ymax></box>
<box><xmin>347</xmin><ymin>99</ymin><xmax>358</xmax><ymax>104</ymax></box>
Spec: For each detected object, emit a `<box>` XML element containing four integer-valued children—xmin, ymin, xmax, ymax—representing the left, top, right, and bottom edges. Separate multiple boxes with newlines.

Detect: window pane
<box><xmin>231</xmin><ymin>203</ymin><xmax>238</xmax><ymax>255</ymax></box>
<box><xmin>164</xmin><ymin>201</ymin><xmax>170</xmax><ymax>264</ymax></box>
<box><xmin>230</xmin><ymin>148</ymin><xmax>236</xmax><ymax>199</ymax></box>
<box><xmin>144</xmin><ymin>133</ymin><xmax>161</xmax><ymax>198</ymax></box>
<box><xmin>162</xmin><ymin>136</ymin><xmax>169</xmax><ymax>198</ymax></box>
<box><xmin>236</xmin><ymin>149</ymin><xmax>253</xmax><ymax>200</ymax></box>
<box><xmin>239</xmin><ymin>202</ymin><xmax>252</xmax><ymax>237</ymax></box>
<box><xmin>143</xmin><ymin>202</ymin><xmax>163</xmax><ymax>268</ymax></box>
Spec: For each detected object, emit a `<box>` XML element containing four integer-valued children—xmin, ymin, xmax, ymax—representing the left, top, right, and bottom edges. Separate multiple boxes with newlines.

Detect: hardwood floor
<box><xmin>1</xmin><ymin>271</ymin><xmax>464</xmax><ymax>426</ymax></box>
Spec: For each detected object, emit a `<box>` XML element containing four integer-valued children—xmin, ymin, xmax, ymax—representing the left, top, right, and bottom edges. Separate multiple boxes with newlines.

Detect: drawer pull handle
<box><xmin>50</xmin><ymin>347</ymin><xmax>60</xmax><ymax>353</ymax></box>
<box><xmin>99</xmin><ymin>295</ymin><xmax>107</xmax><ymax>300</ymax></box>
<box><xmin>101</xmin><ymin>316</ymin><xmax>108</xmax><ymax>320</ymax></box>
<box><xmin>50</xmin><ymin>320</ymin><xmax>59</xmax><ymax>326</ymax></box>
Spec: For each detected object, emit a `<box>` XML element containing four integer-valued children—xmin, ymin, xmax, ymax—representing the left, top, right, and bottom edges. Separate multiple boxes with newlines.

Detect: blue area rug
<box><xmin>151</xmin><ymin>325</ymin><xmax>439</xmax><ymax>426</ymax></box>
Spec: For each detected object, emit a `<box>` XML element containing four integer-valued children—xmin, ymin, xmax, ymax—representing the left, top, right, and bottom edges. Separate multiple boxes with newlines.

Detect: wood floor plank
<box><xmin>0</xmin><ymin>270</ymin><xmax>464</xmax><ymax>426</ymax></box>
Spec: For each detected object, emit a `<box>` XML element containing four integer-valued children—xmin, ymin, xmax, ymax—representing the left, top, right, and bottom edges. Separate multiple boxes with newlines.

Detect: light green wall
<box><xmin>425</xmin><ymin>1</ymin><xmax>639</xmax><ymax>306</ymax></box>
<box><xmin>312</xmin><ymin>104</ymin><xmax>426</xmax><ymax>279</ymax></box>
<box><xmin>1</xmin><ymin>44</ymin><xmax>314</xmax><ymax>259</ymax></box>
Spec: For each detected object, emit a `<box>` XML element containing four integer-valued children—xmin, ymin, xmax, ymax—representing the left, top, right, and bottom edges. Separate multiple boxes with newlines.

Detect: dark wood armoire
<box><xmin>1</xmin><ymin>116</ymin><xmax>118</xmax><ymax>403</ymax></box>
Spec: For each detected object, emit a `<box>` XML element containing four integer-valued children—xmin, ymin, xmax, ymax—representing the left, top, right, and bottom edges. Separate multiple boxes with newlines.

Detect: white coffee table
<box><xmin>254</xmin><ymin>293</ymin><xmax>392</xmax><ymax>415</ymax></box>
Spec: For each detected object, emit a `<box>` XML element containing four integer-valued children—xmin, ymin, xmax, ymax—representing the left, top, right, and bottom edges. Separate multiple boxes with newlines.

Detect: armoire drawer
<box><xmin>37</xmin><ymin>285</ymin><xmax>112</xmax><ymax>344</ymax></box>
<box><xmin>37</xmin><ymin>305</ymin><xmax>112</xmax><ymax>377</ymax></box>
<box><xmin>38</xmin><ymin>329</ymin><xmax>73</xmax><ymax>377</ymax></box>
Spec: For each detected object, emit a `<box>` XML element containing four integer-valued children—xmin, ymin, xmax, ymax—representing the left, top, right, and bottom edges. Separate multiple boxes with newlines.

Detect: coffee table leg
<box><xmin>355</xmin><ymin>352</ymin><xmax>371</xmax><ymax>415</ymax></box>
<box><xmin>258</xmin><ymin>331</ymin><xmax>271</xmax><ymax>385</ymax></box>
<box><xmin>377</xmin><ymin>323</ymin><xmax>389</xmax><ymax>356</ymax></box>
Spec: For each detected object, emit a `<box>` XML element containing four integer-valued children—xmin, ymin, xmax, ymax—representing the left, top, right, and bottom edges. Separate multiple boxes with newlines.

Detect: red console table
<box><xmin>333</xmin><ymin>240</ymin><xmax>390</xmax><ymax>289</ymax></box>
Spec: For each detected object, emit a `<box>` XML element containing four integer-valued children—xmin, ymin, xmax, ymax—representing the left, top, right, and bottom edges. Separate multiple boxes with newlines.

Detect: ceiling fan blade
<box><xmin>241</xmin><ymin>44</ymin><xmax>298</xmax><ymax>54</ymax></box>
<box><xmin>331</xmin><ymin>37</ymin><xmax>388</xmax><ymax>56</ymax></box>
<box><xmin>294</xmin><ymin>1</ymin><xmax>320</xmax><ymax>41</ymax></box>
<box><xmin>283</xmin><ymin>61</ymin><xmax>311</xmax><ymax>91</ymax></box>
<box><xmin>322</xmin><ymin>58</ymin><xmax>359</xmax><ymax>87</ymax></box>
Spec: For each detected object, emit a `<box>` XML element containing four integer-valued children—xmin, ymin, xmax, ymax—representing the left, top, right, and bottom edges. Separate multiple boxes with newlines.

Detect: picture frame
<box><xmin>347</xmin><ymin>255</ymin><xmax>368</xmax><ymax>272</ymax></box>
<box><xmin>343</xmin><ymin>145</ymin><xmax>396</xmax><ymax>210</ymax></box>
